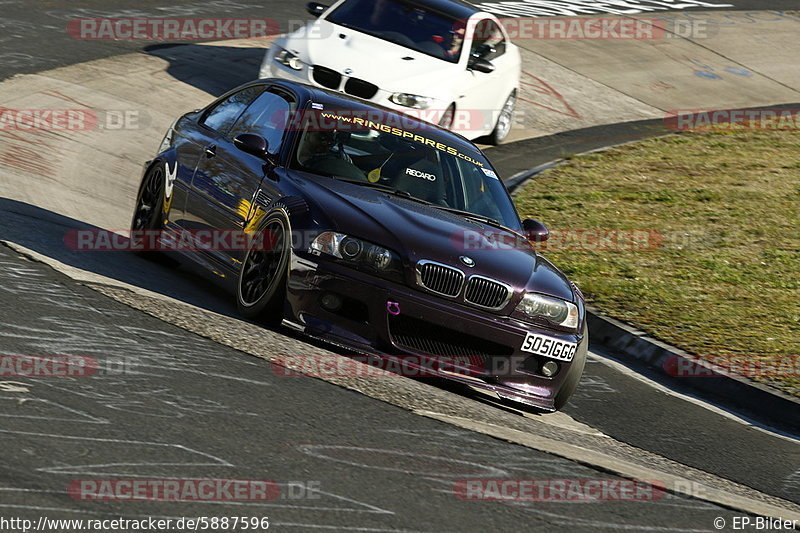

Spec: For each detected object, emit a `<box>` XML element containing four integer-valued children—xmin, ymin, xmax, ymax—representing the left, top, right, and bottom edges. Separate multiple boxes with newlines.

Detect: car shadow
<box><xmin>0</xmin><ymin>197</ymin><xmax>240</xmax><ymax>318</ymax></box>
<box><xmin>144</xmin><ymin>43</ymin><xmax>268</xmax><ymax>98</ymax></box>
<box><xmin>0</xmin><ymin>197</ymin><xmax>370</xmax><ymax>356</ymax></box>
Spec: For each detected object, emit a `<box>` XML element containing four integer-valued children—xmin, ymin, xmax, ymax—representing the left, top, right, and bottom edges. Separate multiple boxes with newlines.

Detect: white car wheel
<box><xmin>438</xmin><ymin>104</ymin><xmax>455</xmax><ymax>130</ymax></box>
<box><xmin>488</xmin><ymin>91</ymin><xmax>516</xmax><ymax>145</ymax></box>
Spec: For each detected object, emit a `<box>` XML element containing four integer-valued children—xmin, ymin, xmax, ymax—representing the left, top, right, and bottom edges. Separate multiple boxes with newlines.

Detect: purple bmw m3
<box><xmin>133</xmin><ymin>79</ymin><xmax>587</xmax><ymax>411</ymax></box>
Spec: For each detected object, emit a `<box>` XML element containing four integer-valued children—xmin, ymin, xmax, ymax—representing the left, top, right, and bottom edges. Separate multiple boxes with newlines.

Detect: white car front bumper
<box><xmin>259</xmin><ymin>48</ymin><xmax>493</xmax><ymax>138</ymax></box>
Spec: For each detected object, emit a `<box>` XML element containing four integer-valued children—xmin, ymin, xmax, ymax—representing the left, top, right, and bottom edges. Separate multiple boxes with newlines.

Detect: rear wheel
<box><xmin>236</xmin><ymin>211</ymin><xmax>290</xmax><ymax>324</ymax></box>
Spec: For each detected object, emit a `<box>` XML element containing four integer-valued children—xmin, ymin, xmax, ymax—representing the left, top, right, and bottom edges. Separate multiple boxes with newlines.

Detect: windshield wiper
<box><xmin>428</xmin><ymin>205</ymin><xmax>526</xmax><ymax>237</ymax></box>
<box><xmin>429</xmin><ymin>205</ymin><xmax>501</xmax><ymax>227</ymax></box>
<box><xmin>336</xmin><ymin>178</ymin><xmax>414</xmax><ymax>197</ymax></box>
<box><xmin>431</xmin><ymin>206</ymin><xmax>500</xmax><ymax>226</ymax></box>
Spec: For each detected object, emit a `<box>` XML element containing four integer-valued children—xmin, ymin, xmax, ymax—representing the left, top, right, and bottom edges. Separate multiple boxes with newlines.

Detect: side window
<box><xmin>228</xmin><ymin>89</ymin><xmax>294</xmax><ymax>155</ymax></box>
<box><xmin>470</xmin><ymin>20</ymin><xmax>506</xmax><ymax>61</ymax></box>
<box><xmin>201</xmin><ymin>86</ymin><xmax>262</xmax><ymax>134</ymax></box>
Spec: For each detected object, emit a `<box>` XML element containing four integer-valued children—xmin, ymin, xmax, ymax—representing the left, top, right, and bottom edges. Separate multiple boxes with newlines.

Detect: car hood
<box><xmin>295</xmin><ymin>175</ymin><xmax>576</xmax><ymax>303</ymax></box>
<box><xmin>281</xmin><ymin>20</ymin><xmax>457</xmax><ymax>96</ymax></box>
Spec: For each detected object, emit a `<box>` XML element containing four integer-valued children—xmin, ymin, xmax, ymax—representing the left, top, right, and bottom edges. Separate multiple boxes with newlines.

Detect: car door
<box><xmin>160</xmin><ymin>113</ymin><xmax>205</xmax><ymax>229</ymax></box>
<box><xmin>457</xmin><ymin>17</ymin><xmax>512</xmax><ymax>137</ymax></box>
<box><xmin>173</xmin><ymin>85</ymin><xmax>263</xmax><ymax>229</ymax></box>
<box><xmin>186</xmin><ymin>86</ymin><xmax>294</xmax><ymax>269</ymax></box>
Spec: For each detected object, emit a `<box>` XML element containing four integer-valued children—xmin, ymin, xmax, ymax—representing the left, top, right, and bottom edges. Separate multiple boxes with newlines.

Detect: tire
<box><xmin>486</xmin><ymin>90</ymin><xmax>516</xmax><ymax>145</ymax></box>
<box><xmin>438</xmin><ymin>104</ymin><xmax>455</xmax><ymax>130</ymax></box>
<box><xmin>236</xmin><ymin>211</ymin><xmax>290</xmax><ymax>324</ymax></box>
<box><xmin>130</xmin><ymin>163</ymin><xmax>166</xmax><ymax>257</ymax></box>
<box><xmin>553</xmin><ymin>323</ymin><xmax>588</xmax><ymax>411</ymax></box>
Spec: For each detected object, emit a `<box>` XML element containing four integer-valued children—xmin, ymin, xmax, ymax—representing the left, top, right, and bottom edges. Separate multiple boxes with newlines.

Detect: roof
<box><xmin>398</xmin><ymin>0</ymin><xmax>480</xmax><ymax>19</ymax></box>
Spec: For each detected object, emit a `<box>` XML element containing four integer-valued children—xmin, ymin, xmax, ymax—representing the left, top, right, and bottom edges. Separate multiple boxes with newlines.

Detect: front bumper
<box><xmin>285</xmin><ymin>253</ymin><xmax>587</xmax><ymax>411</ymax></box>
<box><xmin>263</xmin><ymin>55</ymin><xmax>416</xmax><ymax>110</ymax></box>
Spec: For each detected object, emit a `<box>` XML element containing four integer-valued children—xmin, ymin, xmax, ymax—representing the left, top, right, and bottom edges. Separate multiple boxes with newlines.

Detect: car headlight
<box><xmin>274</xmin><ymin>48</ymin><xmax>304</xmax><ymax>71</ymax></box>
<box><xmin>514</xmin><ymin>293</ymin><xmax>579</xmax><ymax>330</ymax></box>
<box><xmin>310</xmin><ymin>232</ymin><xmax>403</xmax><ymax>280</ymax></box>
<box><xmin>389</xmin><ymin>93</ymin><xmax>435</xmax><ymax>110</ymax></box>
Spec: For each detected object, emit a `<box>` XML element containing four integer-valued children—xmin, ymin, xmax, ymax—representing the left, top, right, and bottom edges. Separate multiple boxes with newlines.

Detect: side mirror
<box><xmin>306</xmin><ymin>2</ymin><xmax>328</xmax><ymax>17</ymax></box>
<box><xmin>522</xmin><ymin>219</ymin><xmax>549</xmax><ymax>242</ymax></box>
<box><xmin>234</xmin><ymin>134</ymin><xmax>269</xmax><ymax>158</ymax></box>
<box><xmin>468</xmin><ymin>57</ymin><xmax>495</xmax><ymax>74</ymax></box>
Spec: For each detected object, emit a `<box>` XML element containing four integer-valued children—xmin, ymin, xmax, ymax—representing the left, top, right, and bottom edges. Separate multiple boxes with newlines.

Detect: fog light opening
<box><xmin>541</xmin><ymin>361</ymin><xmax>559</xmax><ymax>377</ymax></box>
<box><xmin>320</xmin><ymin>292</ymin><xmax>343</xmax><ymax>312</ymax></box>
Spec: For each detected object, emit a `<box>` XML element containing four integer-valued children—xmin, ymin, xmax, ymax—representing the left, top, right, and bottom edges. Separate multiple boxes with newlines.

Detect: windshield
<box><xmin>290</xmin><ymin>109</ymin><xmax>520</xmax><ymax>229</ymax></box>
<box><xmin>326</xmin><ymin>0</ymin><xmax>465</xmax><ymax>63</ymax></box>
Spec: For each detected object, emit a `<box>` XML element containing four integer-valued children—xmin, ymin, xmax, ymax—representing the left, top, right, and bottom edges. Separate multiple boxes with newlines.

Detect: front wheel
<box><xmin>487</xmin><ymin>90</ymin><xmax>516</xmax><ymax>145</ymax></box>
<box><xmin>236</xmin><ymin>211</ymin><xmax>290</xmax><ymax>324</ymax></box>
<box><xmin>438</xmin><ymin>104</ymin><xmax>455</xmax><ymax>130</ymax></box>
<box><xmin>132</xmin><ymin>164</ymin><xmax>165</xmax><ymax>232</ymax></box>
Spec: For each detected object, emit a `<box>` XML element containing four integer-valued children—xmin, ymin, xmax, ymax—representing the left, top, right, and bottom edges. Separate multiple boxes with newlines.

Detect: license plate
<box><xmin>520</xmin><ymin>333</ymin><xmax>578</xmax><ymax>362</ymax></box>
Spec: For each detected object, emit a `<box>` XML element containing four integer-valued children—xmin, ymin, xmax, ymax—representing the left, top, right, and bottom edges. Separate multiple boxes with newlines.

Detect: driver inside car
<box><xmin>297</xmin><ymin>130</ymin><xmax>366</xmax><ymax>180</ymax></box>
<box><xmin>443</xmin><ymin>18</ymin><xmax>466</xmax><ymax>59</ymax></box>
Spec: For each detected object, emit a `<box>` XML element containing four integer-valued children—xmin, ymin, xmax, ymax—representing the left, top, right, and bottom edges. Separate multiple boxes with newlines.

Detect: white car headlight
<box><xmin>514</xmin><ymin>293</ymin><xmax>579</xmax><ymax>330</ymax></box>
<box><xmin>274</xmin><ymin>48</ymin><xmax>304</xmax><ymax>71</ymax></box>
<box><xmin>389</xmin><ymin>93</ymin><xmax>435</xmax><ymax>110</ymax></box>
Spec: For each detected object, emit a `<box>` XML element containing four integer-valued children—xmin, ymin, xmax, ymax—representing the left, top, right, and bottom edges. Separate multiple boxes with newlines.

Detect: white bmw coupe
<box><xmin>260</xmin><ymin>0</ymin><xmax>520</xmax><ymax>143</ymax></box>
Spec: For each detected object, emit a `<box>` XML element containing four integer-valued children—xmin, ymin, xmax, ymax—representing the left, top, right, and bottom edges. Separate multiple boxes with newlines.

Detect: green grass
<box><xmin>513</xmin><ymin>129</ymin><xmax>800</xmax><ymax>395</ymax></box>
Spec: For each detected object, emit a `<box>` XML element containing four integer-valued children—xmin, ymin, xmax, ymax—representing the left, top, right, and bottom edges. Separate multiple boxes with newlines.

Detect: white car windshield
<box><xmin>326</xmin><ymin>0</ymin><xmax>466</xmax><ymax>63</ymax></box>
<box><xmin>291</xmin><ymin>110</ymin><xmax>520</xmax><ymax>229</ymax></box>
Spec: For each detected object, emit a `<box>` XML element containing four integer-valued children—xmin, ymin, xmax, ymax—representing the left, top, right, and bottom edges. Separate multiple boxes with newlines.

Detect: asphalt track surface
<box><xmin>1</xmin><ymin>0</ymin><xmax>799</xmax><ymax>531</ymax></box>
<box><xmin>0</xmin><ymin>241</ymin><xmax>759</xmax><ymax>531</ymax></box>
<box><xmin>1</xmin><ymin>201</ymin><xmax>799</xmax><ymax>528</ymax></box>
<box><xmin>0</xmin><ymin>0</ymin><xmax>303</xmax><ymax>82</ymax></box>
